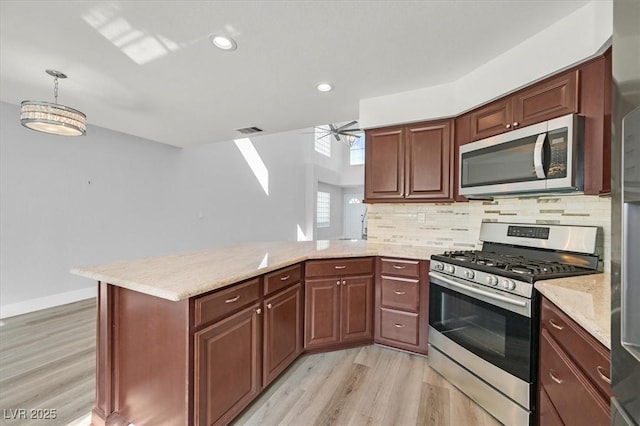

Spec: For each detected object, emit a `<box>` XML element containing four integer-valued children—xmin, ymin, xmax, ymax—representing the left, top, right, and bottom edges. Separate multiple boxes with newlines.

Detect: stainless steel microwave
<box><xmin>459</xmin><ymin>114</ymin><xmax>584</xmax><ymax>197</ymax></box>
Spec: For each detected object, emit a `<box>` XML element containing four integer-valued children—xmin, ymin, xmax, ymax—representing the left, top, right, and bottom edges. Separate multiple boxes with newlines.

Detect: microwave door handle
<box><xmin>533</xmin><ymin>133</ymin><xmax>546</xmax><ymax>178</ymax></box>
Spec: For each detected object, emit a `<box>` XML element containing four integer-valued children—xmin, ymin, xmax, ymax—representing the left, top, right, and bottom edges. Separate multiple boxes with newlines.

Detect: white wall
<box><xmin>0</xmin><ymin>102</ymin><xmax>311</xmax><ymax>317</ymax></box>
<box><xmin>359</xmin><ymin>1</ymin><xmax>613</xmax><ymax>128</ymax></box>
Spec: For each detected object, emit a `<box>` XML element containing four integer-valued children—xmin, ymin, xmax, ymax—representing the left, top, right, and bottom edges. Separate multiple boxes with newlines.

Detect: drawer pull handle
<box><xmin>225</xmin><ymin>295</ymin><xmax>241</xmax><ymax>304</ymax></box>
<box><xmin>596</xmin><ymin>366</ymin><xmax>611</xmax><ymax>384</ymax></box>
<box><xmin>393</xmin><ymin>265</ymin><xmax>406</xmax><ymax>270</ymax></box>
<box><xmin>335</xmin><ymin>265</ymin><xmax>347</xmax><ymax>269</ymax></box>
<box><xmin>393</xmin><ymin>323</ymin><xmax>405</xmax><ymax>328</ymax></box>
<box><xmin>548</xmin><ymin>370</ymin><xmax>563</xmax><ymax>384</ymax></box>
<box><xmin>548</xmin><ymin>318</ymin><xmax>564</xmax><ymax>330</ymax></box>
<box><xmin>280</xmin><ymin>275</ymin><xmax>290</xmax><ymax>281</ymax></box>
<box><xmin>393</xmin><ymin>290</ymin><xmax>406</xmax><ymax>295</ymax></box>
<box><xmin>267</xmin><ymin>303</ymin><xmax>273</xmax><ymax>310</ymax></box>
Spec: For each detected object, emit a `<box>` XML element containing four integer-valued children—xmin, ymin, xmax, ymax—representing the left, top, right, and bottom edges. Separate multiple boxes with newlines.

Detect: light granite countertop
<box><xmin>535</xmin><ymin>273</ymin><xmax>611</xmax><ymax>349</ymax></box>
<box><xmin>71</xmin><ymin>240</ymin><xmax>450</xmax><ymax>302</ymax></box>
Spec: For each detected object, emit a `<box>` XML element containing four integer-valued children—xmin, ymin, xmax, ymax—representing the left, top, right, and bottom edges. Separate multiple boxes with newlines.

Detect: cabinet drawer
<box><xmin>380</xmin><ymin>258</ymin><xmax>420</xmax><ymax>278</ymax></box>
<box><xmin>305</xmin><ymin>257</ymin><xmax>373</xmax><ymax>278</ymax></box>
<box><xmin>379</xmin><ymin>308</ymin><xmax>419</xmax><ymax>346</ymax></box>
<box><xmin>539</xmin><ymin>328</ymin><xmax>610</xmax><ymax>425</ymax></box>
<box><xmin>541</xmin><ymin>298</ymin><xmax>612</xmax><ymax>398</ymax></box>
<box><xmin>194</xmin><ymin>278</ymin><xmax>260</xmax><ymax>327</ymax></box>
<box><xmin>380</xmin><ymin>276</ymin><xmax>419</xmax><ymax>312</ymax></box>
<box><xmin>264</xmin><ymin>264</ymin><xmax>302</xmax><ymax>295</ymax></box>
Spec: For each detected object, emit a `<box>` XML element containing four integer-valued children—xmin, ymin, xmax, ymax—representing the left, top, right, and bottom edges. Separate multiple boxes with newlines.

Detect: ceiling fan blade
<box><xmin>335</xmin><ymin>120</ymin><xmax>358</xmax><ymax>132</ymax></box>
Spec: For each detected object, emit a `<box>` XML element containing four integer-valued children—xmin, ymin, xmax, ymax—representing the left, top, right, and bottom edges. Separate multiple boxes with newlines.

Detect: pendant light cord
<box><xmin>53</xmin><ymin>76</ymin><xmax>59</xmax><ymax>103</ymax></box>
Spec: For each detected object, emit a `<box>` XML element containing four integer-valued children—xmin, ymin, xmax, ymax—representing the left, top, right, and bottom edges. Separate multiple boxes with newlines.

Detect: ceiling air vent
<box><xmin>236</xmin><ymin>126</ymin><xmax>263</xmax><ymax>134</ymax></box>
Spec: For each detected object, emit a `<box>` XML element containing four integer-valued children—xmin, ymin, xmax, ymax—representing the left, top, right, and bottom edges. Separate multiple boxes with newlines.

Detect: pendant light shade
<box><xmin>20</xmin><ymin>70</ymin><xmax>86</xmax><ymax>136</ymax></box>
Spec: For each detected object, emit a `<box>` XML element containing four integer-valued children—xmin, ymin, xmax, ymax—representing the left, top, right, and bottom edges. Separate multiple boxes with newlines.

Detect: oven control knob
<box><xmin>445</xmin><ymin>264</ymin><xmax>456</xmax><ymax>274</ymax></box>
<box><xmin>486</xmin><ymin>275</ymin><xmax>498</xmax><ymax>286</ymax></box>
<box><xmin>502</xmin><ymin>279</ymin><xmax>516</xmax><ymax>291</ymax></box>
<box><xmin>464</xmin><ymin>270</ymin><xmax>475</xmax><ymax>279</ymax></box>
<box><xmin>433</xmin><ymin>262</ymin><xmax>444</xmax><ymax>271</ymax></box>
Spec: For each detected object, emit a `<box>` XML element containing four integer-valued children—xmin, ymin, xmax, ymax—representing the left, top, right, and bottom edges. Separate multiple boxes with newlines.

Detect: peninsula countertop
<box><xmin>71</xmin><ymin>240</ymin><xmax>451</xmax><ymax>302</ymax></box>
<box><xmin>535</xmin><ymin>273</ymin><xmax>611</xmax><ymax>349</ymax></box>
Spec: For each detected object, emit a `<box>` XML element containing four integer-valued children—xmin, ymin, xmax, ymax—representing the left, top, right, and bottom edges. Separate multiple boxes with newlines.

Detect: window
<box><xmin>317</xmin><ymin>191</ymin><xmax>330</xmax><ymax>228</ymax></box>
<box><xmin>314</xmin><ymin>125</ymin><xmax>331</xmax><ymax>157</ymax></box>
<box><xmin>349</xmin><ymin>134</ymin><xmax>365</xmax><ymax>165</ymax></box>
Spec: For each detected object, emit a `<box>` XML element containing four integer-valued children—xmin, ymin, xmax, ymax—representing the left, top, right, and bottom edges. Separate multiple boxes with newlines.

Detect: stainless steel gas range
<box><xmin>428</xmin><ymin>222</ymin><xmax>601</xmax><ymax>426</ymax></box>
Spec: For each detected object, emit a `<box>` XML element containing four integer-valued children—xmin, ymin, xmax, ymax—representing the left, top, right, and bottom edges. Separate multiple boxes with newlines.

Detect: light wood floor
<box><xmin>0</xmin><ymin>300</ymin><xmax>501</xmax><ymax>426</ymax></box>
<box><xmin>0</xmin><ymin>299</ymin><xmax>96</xmax><ymax>426</ymax></box>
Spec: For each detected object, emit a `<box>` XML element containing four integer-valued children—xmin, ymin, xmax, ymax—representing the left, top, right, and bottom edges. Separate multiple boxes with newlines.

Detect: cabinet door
<box><xmin>405</xmin><ymin>120</ymin><xmax>453</xmax><ymax>200</ymax></box>
<box><xmin>513</xmin><ymin>70</ymin><xmax>579</xmax><ymax>128</ymax></box>
<box><xmin>341</xmin><ymin>275</ymin><xmax>373</xmax><ymax>343</ymax></box>
<box><xmin>263</xmin><ymin>283</ymin><xmax>303</xmax><ymax>386</ymax></box>
<box><xmin>304</xmin><ymin>278</ymin><xmax>340</xmax><ymax>349</ymax></box>
<box><xmin>194</xmin><ymin>304</ymin><xmax>261</xmax><ymax>426</ymax></box>
<box><xmin>364</xmin><ymin>126</ymin><xmax>405</xmax><ymax>201</ymax></box>
<box><xmin>469</xmin><ymin>97</ymin><xmax>513</xmax><ymax>141</ymax></box>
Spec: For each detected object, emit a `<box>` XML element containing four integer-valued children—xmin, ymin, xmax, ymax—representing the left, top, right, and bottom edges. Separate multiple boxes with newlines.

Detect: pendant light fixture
<box><xmin>20</xmin><ymin>69</ymin><xmax>86</xmax><ymax>136</ymax></box>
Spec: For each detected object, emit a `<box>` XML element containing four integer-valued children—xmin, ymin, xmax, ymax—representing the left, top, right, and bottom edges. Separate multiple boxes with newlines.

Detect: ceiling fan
<box><xmin>313</xmin><ymin>120</ymin><xmax>362</xmax><ymax>145</ymax></box>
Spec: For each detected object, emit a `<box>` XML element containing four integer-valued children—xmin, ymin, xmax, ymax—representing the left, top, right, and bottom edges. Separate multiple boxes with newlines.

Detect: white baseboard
<box><xmin>0</xmin><ymin>287</ymin><xmax>96</xmax><ymax>319</ymax></box>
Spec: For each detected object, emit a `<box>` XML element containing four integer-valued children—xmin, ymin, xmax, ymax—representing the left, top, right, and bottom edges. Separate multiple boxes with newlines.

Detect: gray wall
<box><xmin>0</xmin><ymin>101</ymin><xmax>311</xmax><ymax>316</ymax></box>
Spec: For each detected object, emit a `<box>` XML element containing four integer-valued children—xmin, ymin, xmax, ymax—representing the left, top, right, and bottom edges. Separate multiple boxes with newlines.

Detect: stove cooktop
<box><xmin>431</xmin><ymin>249</ymin><xmax>598</xmax><ymax>283</ymax></box>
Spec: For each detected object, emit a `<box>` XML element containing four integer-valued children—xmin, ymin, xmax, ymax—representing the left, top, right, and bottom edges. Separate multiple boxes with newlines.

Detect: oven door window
<box><xmin>429</xmin><ymin>283</ymin><xmax>532</xmax><ymax>382</ymax></box>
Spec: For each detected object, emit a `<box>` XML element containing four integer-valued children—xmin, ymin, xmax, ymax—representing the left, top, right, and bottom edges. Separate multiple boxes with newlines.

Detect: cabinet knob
<box><xmin>337</xmin><ymin>280</ymin><xmax>341</xmax><ymax>286</ymax></box>
<box><xmin>513</xmin><ymin>122</ymin><xmax>519</xmax><ymax>127</ymax></box>
<box><xmin>267</xmin><ymin>303</ymin><xmax>273</xmax><ymax>310</ymax></box>
<box><xmin>255</xmin><ymin>308</ymin><xmax>262</xmax><ymax>315</ymax></box>
<box><xmin>506</xmin><ymin>123</ymin><xmax>511</xmax><ymax>129</ymax></box>
<box><xmin>342</xmin><ymin>280</ymin><xmax>346</xmax><ymax>285</ymax></box>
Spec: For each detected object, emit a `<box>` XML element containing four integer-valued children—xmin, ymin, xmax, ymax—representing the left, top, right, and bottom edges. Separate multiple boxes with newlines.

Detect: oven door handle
<box><xmin>429</xmin><ymin>272</ymin><xmax>528</xmax><ymax>308</ymax></box>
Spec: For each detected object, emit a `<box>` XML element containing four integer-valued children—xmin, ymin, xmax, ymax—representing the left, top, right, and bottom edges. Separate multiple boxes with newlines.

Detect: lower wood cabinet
<box><xmin>194</xmin><ymin>303</ymin><xmax>262</xmax><ymax>426</ymax></box>
<box><xmin>304</xmin><ymin>258</ymin><xmax>374</xmax><ymax>351</ymax></box>
<box><xmin>537</xmin><ymin>297</ymin><xmax>612</xmax><ymax>426</ymax></box>
<box><xmin>263</xmin><ymin>282</ymin><xmax>303</xmax><ymax>386</ymax></box>
<box><xmin>374</xmin><ymin>257</ymin><xmax>429</xmax><ymax>354</ymax></box>
<box><xmin>304</xmin><ymin>275</ymin><xmax>373</xmax><ymax>350</ymax></box>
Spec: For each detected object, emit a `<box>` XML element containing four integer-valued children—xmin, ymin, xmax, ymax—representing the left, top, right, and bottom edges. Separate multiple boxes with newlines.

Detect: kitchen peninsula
<box><xmin>71</xmin><ymin>240</ymin><xmax>442</xmax><ymax>426</ymax></box>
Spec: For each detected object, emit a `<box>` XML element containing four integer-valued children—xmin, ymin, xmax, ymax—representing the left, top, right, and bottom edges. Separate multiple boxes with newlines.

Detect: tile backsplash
<box><xmin>367</xmin><ymin>194</ymin><xmax>611</xmax><ymax>271</ymax></box>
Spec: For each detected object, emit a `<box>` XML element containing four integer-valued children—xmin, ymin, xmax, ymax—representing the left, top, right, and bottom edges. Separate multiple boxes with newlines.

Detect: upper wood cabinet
<box><xmin>365</xmin><ymin>119</ymin><xmax>453</xmax><ymax>203</ymax></box>
<box><xmin>469</xmin><ymin>70</ymin><xmax>579</xmax><ymax>141</ymax></box>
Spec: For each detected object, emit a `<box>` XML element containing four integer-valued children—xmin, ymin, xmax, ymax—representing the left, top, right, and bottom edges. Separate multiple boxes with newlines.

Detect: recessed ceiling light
<box><xmin>316</xmin><ymin>83</ymin><xmax>333</xmax><ymax>92</ymax></box>
<box><xmin>210</xmin><ymin>35</ymin><xmax>237</xmax><ymax>51</ymax></box>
